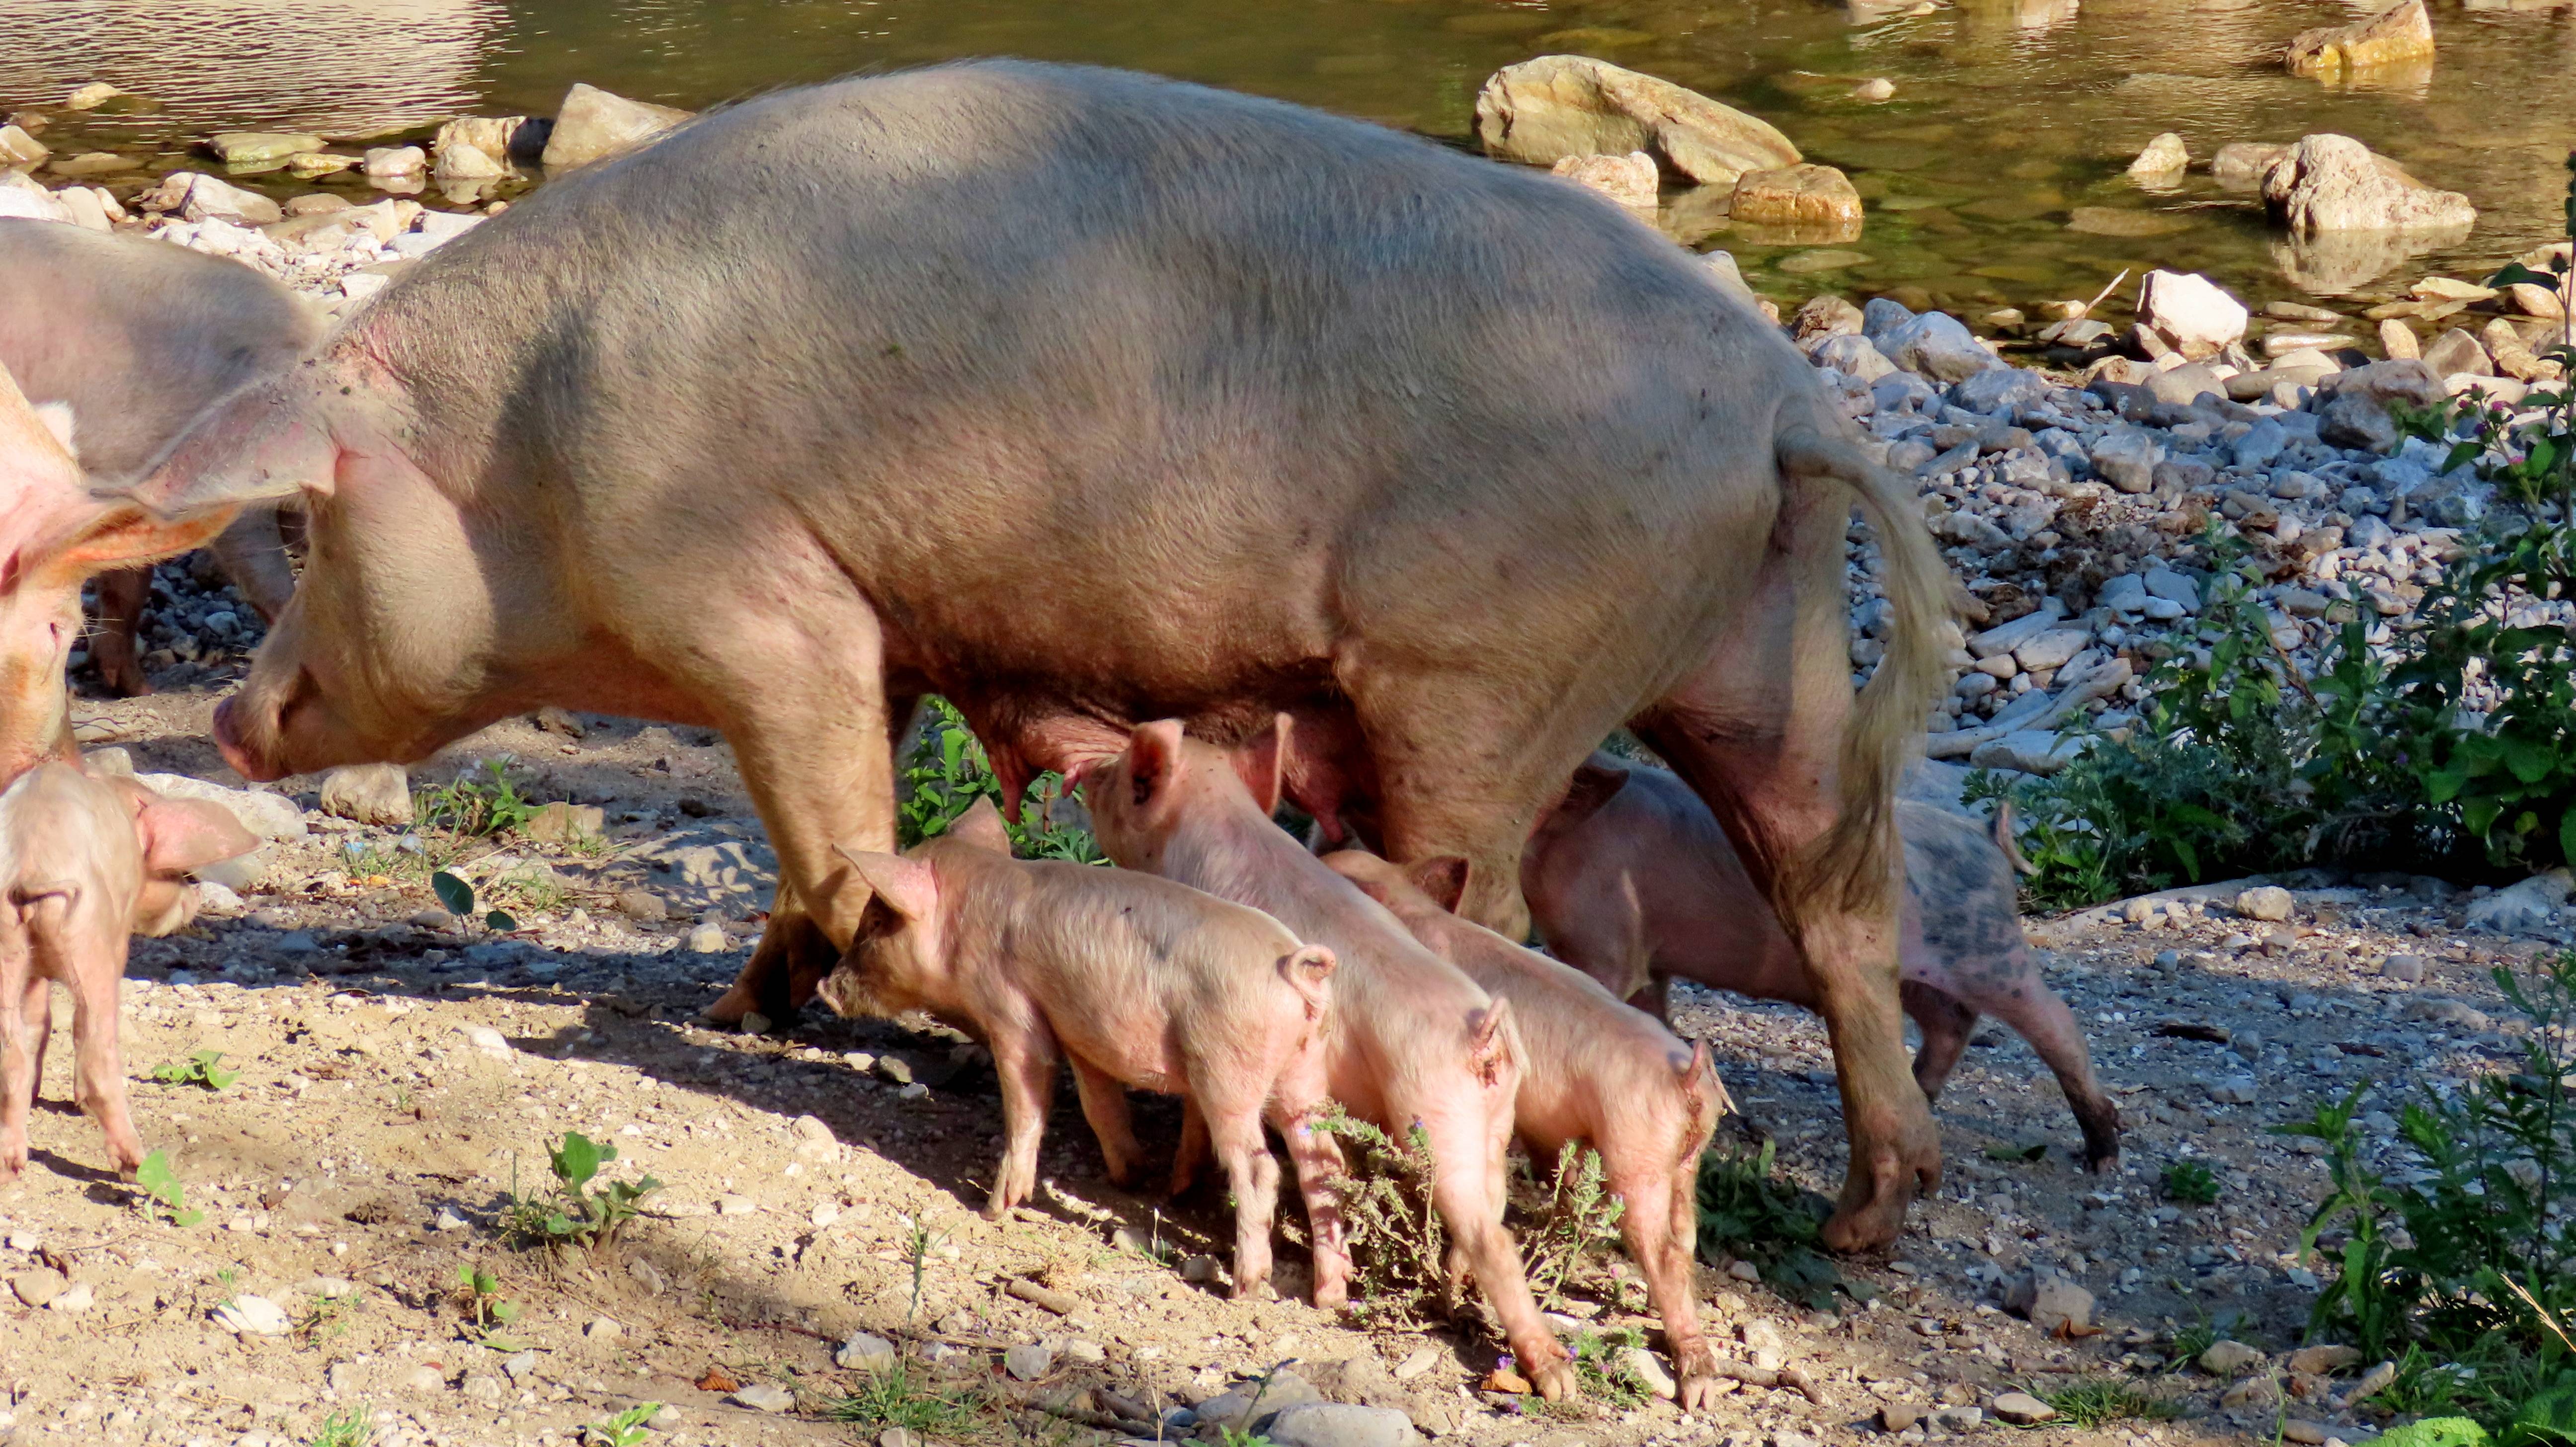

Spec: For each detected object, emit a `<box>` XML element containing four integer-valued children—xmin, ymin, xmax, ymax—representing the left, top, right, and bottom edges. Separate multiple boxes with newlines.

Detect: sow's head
<box><xmin>123</xmin><ymin>354</ymin><xmax>500</xmax><ymax>783</ymax></box>
<box><xmin>0</xmin><ymin>364</ymin><xmax>239</xmax><ymax>784</ymax></box>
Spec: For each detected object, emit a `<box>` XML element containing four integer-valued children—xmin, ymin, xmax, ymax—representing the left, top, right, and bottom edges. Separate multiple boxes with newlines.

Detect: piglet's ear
<box><xmin>35</xmin><ymin>500</ymin><xmax>243</xmax><ymax>589</ymax></box>
<box><xmin>1551</xmin><ymin>761</ymin><xmax>1631</xmax><ymax>830</ymax></box>
<box><xmin>945</xmin><ymin>797</ymin><xmax>1013</xmax><ymax>854</ymax></box>
<box><xmin>1406</xmin><ymin>856</ymin><xmax>1471</xmax><ymax>915</ymax></box>
<box><xmin>1230</xmin><ymin>713</ymin><xmax>1288</xmax><ymax>817</ymax></box>
<box><xmin>1125</xmin><ymin>720</ymin><xmax>1187</xmax><ymax>810</ymax></box>
<box><xmin>138</xmin><ymin>797</ymin><xmax>259</xmax><ymax>877</ymax></box>
<box><xmin>834</xmin><ymin>845</ymin><xmax>938</xmax><ymax>922</ymax></box>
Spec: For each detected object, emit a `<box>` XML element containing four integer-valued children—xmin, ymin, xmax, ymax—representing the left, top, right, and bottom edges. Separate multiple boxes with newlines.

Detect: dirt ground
<box><xmin>0</xmin><ymin>637</ymin><xmax>2532</xmax><ymax>1447</ymax></box>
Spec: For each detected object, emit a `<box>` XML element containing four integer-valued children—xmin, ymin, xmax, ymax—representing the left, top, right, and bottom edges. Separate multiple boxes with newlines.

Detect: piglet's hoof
<box><xmin>1675</xmin><ymin>1348</ymin><xmax>1723</xmax><ymax>1412</ymax></box>
<box><xmin>1526</xmin><ymin>1356</ymin><xmax>1579</xmax><ymax>1402</ymax></box>
<box><xmin>699</xmin><ymin>982</ymin><xmax>758</xmax><ymax>1025</ymax></box>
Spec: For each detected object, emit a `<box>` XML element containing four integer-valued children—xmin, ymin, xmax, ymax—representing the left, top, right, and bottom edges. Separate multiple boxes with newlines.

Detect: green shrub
<box><xmin>897</xmin><ymin>697</ymin><xmax>1102</xmax><ymax>862</ymax></box>
<box><xmin>416</xmin><ymin>758</ymin><xmax>540</xmax><ymax>837</ymax></box>
<box><xmin>1693</xmin><ymin>1138</ymin><xmax>1854</xmax><ymax>1309</ymax></box>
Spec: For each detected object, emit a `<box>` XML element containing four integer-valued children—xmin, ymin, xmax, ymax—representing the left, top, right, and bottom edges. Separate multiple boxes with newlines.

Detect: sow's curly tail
<box><xmin>1772</xmin><ymin>417</ymin><xmax>1950</xmax><ymax>924</ymax></box>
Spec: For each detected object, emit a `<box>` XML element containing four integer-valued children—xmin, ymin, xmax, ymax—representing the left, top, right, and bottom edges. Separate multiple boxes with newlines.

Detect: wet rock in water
<box><xmin>1549</xmin><ymin>151</ymin><xmax>1658</xmax><ymax>208</ymax></box>
<box><xmin>2261</xmin><ymin>134</ymin><xmax>2474</xmax><ymax>235</ymax></box>
<box><xmin>2503</xmin><ymin>281</ymin><xmax>2567</xmax><ymax>321</ymax></box>
<box><xmin>363</xmin><ymin>145</ymin><xmax>426</xmax><ymax>178</ymax></box>
<box><xmin>433</xmin><ymin>115</ymin><xmax>550</xmax><ymax>181</ymax></box>
<box><xmin>2066</xmin><ymin>206</ymin><xmax>2190</xmax><ymax>239</ymax></box>
<box><xmin>1265</xmin><ymin>1403</ymin><xmax>1417</xmax><ymax>1447</ymax></box>
<box><xmin>2420</xmin><ymin>327</ymin><xmax>2492</xmax><ymax>378</ymax></box>
<box><xmin>1473</xmin><ymin>54</ymin><xmax>1800</xmax><ymax>186</ymax></box>
<box><xmin>1852</xmin><ymin>77</ymin><xmax>1896</xmax><ymax>100</ymax></box>
<box><xmin>208</xmin><ymin>132</ymin><xmax>323</xmax><ymax>165</ymax></box>
<box><xmin>2285</xmin><ymin>0</ymin><xmax>2435</xmax><ymax>77</ymax></box>
<box><xmin>2211</xmin><ymin>142</ymin><xmax>2288</xmax><ymax>190</ymax></box>
<box><xmin>319</xmin><ymin>763</ymin><xmax>412</xmax><ymax>827</ymax></box>
<box><xmin>2126</xmin><ymin>132</ymin><xmax>2188</xmax><ymax>180</ymax></box>
<box><xmin>1729</xmin><ymin>163</ymin><xmax>1863</xmax><ymax>236</ymax></box>
<box><xmin>2136</xmin><ymin>270</ymin><xmax>2247</xmax><ymax>358</ymax></box>
<box><xmin>2379</xmin><ymin>318</ymin><xmax>2422</xmax><ymax>359</ymax></box>
<box><xmin>286</xmin><ymin>151</ymin><xmax>358</xmax><ymax>177</ymax></box>
<box><xmin>65</xmin><ymin>81</ymin><xmax>124</xmax><ymax>109</ymax></box>
<box><xmin>541</xmin><ymin>83</ymin><xmax>693</xmax><ymax>171</ymax></box>
<box><xmin>0</xmin><ymin>125</ymin><xmax>47</xmax><ymax>167</ymax></box>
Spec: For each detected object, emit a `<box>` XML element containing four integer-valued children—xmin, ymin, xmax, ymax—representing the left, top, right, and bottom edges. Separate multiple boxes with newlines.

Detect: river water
<box><xmin>0</xmin><ymin>0</ymin><xmax>2568</xmax><ymax>316</ymax></box>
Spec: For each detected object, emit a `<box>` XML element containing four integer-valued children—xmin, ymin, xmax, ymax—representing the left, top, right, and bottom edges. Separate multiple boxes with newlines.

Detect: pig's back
<box><xmin>0</xmin><ymin>219</ymin><xmax>318</xmax><ymax>482</ymax></box>
<box><xmin>357</xmin><ymin>60</ymin><xmax>1812</xmax><ymax>696</ymax></box>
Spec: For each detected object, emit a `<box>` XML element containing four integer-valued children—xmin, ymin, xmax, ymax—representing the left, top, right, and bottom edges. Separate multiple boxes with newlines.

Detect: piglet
<box><xmin>1525</xmin><ymin>754</ymin><xmax>2120</xmax><ymax>1168</ymax></box>
<box><xmin>1080</xmin><ymin>719</ymin><xmax>1577</xmax><ymax>1400</ymax></box>
<box><xmin>821</xmin><ymin>800</ymin><xmax>1344</xmax><ymax>1302</ymax></box>
<box><xmin>1326</xmin><ymin>847</ymin><xmax>1735</xmax><ymax>1409</ymax></box>
<box><xmin>1</xmin><ymin>762</ymin><xmax>260</xmax><ymax>1181</ymax></box>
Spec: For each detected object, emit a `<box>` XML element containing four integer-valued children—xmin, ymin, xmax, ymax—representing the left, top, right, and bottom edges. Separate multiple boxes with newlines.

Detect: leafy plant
<box><xmin>1694</xmin><ymin>1137</ymin><xmax>1852</xmax><ymax>1309</ymax></box>
<box><xmin>1564</xmin><ymin>1325</ymin><xmax>1656</xmax><ymax>1410</ymax></box>
<box><xmin>416</xmin><ymin>757</ymin><xmax>541</xmax><ymax>838</ymax></box>
<box><xmin>502</xmin><ymin>1131</ymin><xmax>662</xmax><ymax>1252</ymax></box>
<box><xmin>2033</xmin><ymin>1377</ymin><xmax>2178</xmax><ymax>1428</ymax></box>
<box><xmin>902</xmin><ymin>1213</ymin><xmax>944</xmax><ymax>1323</ymax></box>
<box><xmin>897</xmin><ymin>696</ymin><xmax>1103</xmax><ymax>862</ymax></box>
<box><xmin>135</xmin><ymin>1149</ymin><xmax>204</xmax><ymax>1226</ymax></box>
<box><xmin>1307</xmin><ymin>1108</ymin><xmax>1452</xmax><ymax>1325</ymax></box>
<box><xmin>1520</xmin><ymin>1142</ymin><xmax>1628</xmax><ymax>1311</ymax></box>
<box><xmin>824</xmin><ymin>1360</ymin><xmax>982</xmax><ymax>1436</ymax></box>
<box><xmin>581</xmin><ymin>1402</ymin><xmax>663</xmax><ymax>1447</ymax></box>
<box><xmin>454</xmin><ymin>1263</ymin><xmax>524</xmax><ymax>1348</ymax></box>
<box><xmin>306</xmin><ymin>1405</ymin><xmax>374</xmax><ymax>1447</ymax></box>
<box><xmin>2162</xmin><ymin>1159</ymin><xmax>2222</xmax><ymax>1205</ymax></box>
<box><xmin>151</xmin><ymin>1048</ymin><xmax>240</xmax><ymax>1091</ymax></box>
<box><xmin>430</xmin><ymin>869</ymin><xmax>520</xmax><ymax>933</ymax></box>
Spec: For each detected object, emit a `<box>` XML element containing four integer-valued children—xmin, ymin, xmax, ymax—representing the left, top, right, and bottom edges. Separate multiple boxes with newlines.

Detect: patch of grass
<box><xmin>298</xmin><ymin>1290</ymin><xmax>362</xmax><ymax>1343</ymax></box>
<box><xmin>1519</xmin><ymin>1141</ymin><xmax>1628</xmax><ymax>1312</ymax></box>
<box><xmin>306</xmin><ymin>1405</ymin><xmax>374</xmax><ymax>1447</ymax></box>
<box><xmin>2161</xmin><ymin>1159</ymin><xmax>2222</xmax><ymax>1205</ymax></box>
<box><xmin>824</xmin><ymin>1361</ymin><xmax>984</xmax><ymax>1437</ymax></box>
<box><xmin>1694</xmin><ymin>1137</ymin><xmax>1855</xmax><ymax>1310</ymax></box>
<box><xmin>500</xmin><ymin>1131</ymin><xmax>661</xmax><ymax>1253</ymax></box>
<box><xmin>2034</xmin><ymin>1378</ymin><xmax>2179</xmax><ymax>1428</ymax></box>
<box><xmin>484</xmin><ymin>861</ymin><xmax>571</xmax><ymax>914</ymax></box>
<box><xmin>150</xmin><ymin>1048</ymin><xmax>239</xmax><ymax>1091</ymax></box>
<box><xmin>416</xmin><ymin>757</ymin><xmax>542</xmax><ymax>837</ymax></box>
<box><xmin>135</xmin><ymin>1149</ymin><xmax>204</xmax><ymax>1227</ymax></box>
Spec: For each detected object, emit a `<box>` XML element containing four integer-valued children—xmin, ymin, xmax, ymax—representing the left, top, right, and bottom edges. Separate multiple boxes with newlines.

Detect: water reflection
<box><xmin>0</xmin><ymin>0</ymin><xmax>2570</xmax><ymax>313</ymax></box>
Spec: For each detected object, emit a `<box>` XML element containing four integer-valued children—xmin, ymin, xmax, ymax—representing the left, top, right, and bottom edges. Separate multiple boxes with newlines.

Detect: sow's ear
<box><xmin>124</xmin><ymin>373</ymin><xmax>343</xmax><ymax>518</ymax></box>
<box><xmin>832</xmin><ymin>845</ymin><xmax>938</xmax><ymax>923</ymax></box>
<box><xmin>33</xmin><ymin>500</ymin><xmax>243</xmax><ymax>589</ymax></box>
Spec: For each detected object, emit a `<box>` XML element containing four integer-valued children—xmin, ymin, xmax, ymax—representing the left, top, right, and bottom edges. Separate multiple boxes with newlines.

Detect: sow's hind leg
<box><xmin>1632</xmin><ymin>479</ymin><xmax>1937</xmax><ymax>1253</ymax></box>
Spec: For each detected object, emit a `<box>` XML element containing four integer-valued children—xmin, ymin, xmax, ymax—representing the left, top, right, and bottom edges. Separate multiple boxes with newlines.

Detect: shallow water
<box><xmin>0</xmin><ymin>0</ymin><xmax>2568</xmax><ymax>314</ymax></box>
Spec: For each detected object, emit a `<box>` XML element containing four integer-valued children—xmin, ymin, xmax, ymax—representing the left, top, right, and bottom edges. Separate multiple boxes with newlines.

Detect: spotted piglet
<box><xmin>819</xmin><ymin>801</ymin><xmax>1344</xmax><ymax>1302</ymax></box>
<box><xmin>1524</xmin><ymin>754</ymin><xmax>2120</xmax><ymax>1169</ymax></box>
<box><xmin>1</xmin><ymin>762</ymin><xmax>260</xmax><ymax>1181</ymax></box>
<box><xmin>1325</xmin><ymin>847</ymin><xmax>1736</xmax><ymax>1410</ymax></box>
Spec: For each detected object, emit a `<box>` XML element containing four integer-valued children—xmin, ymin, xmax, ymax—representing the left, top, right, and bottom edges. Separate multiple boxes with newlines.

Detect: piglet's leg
<box><xmin>1274</xmin><ymin>1101</ymin><xmax>1351</xmax><ymax>1309</ymax></box>
<box><xmin>1169</xmin><ymin>1097</ymin><xmax>1211</xmax><ymax>1198</ymax></box>
<box><xmin>0</xmin><ymin>932</ymin><xmax>34</xmax><ymax>1180</ymax></box>
<box><xmin>1200</xmin><ymin>1090</ymin><xmax>1283</xmax><ymax>1301</ymax></box>
<box><xmin>1067</xmin><ymin>1057</ymin><xmax>1145</xmax><ymax>1190</ymax></box>
<box><xmin>66</xmin><ymin>937</ymin><xmax>143</xmax><ymax>1179</ymax></box>
<box><xmin>985</xmin><ymin>1024</ymin><xmax>1060</xmax><ymax>1220</ymax></box>
<box><xmin>1900</xmin><ymin>980</ymin><xmax>1978</xmax><ymax>1103</ymax></box>
<box><xmin>1420</xmin><ymin>1110</ymin><xmax>1576</xmax><ymax>1399</ymax></box>
<box><xmin>1612</xmin><ymin>1166</ymin><xmax>1718</xmax><ymax>1409</ymax></box>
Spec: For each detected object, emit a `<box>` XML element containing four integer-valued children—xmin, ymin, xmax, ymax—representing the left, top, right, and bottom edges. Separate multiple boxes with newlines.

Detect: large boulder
<box><xmin>2136</xmin><ymin>270</ymin><xmax>2247</xmax><ymax>358</ymax></box>
<box><xmin>2285</xmin><ymin>0</ymin><xmax>2435</xmax><ymax>76</ymax></box>
<box><xmin>143</xmin><ymin>171</ymin><xmax>283</xmax><ymax>226</ymax></box>
<box><xmin>1473</xmin><ymin>55</ymin><xmax>1799</xmax><ymax>187</ymax></box>
<box><xmin>2261</xmin><ymin>134</ymin><xmax>2473</xmax><ymax>235</ymax></box>
<box><xmin>540</xmin><ymin>83</ymin><xmax>693</xmax><ymax>171</ymax></box>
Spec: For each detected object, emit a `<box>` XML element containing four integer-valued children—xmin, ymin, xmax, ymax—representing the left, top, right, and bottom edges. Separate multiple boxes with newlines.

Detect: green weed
<box><xmin>298</xmin><ymin>1290</ymin><xmax>362</xmax><ymax>1343</ymax></box>
<box><xmin>1519</xmin><ymin>1141</ymin><xmax>1628</xmax><ymax>1312</ymax></box>
<box><xmin>902</xmin><ymin>1214</ymin><xmax>944</xmax><ymax>1323</ymax></box>
<box><xmin>2034</xmin><ymin>1378</ymin><xmax>2178</xmax><ymax>1428</ymax></box>
<box><xmin>1309</xmin><ymin>1108</ymin><xmax>1450</xmax><ymax>1326</ymax></box>
<box><xmin>2161</xmin><ymin>1159</ymin><xmax>2222</xmax><ymax>1205</ymax></box>
<box><xmin>150</xmin><ymin>1048</ymin><xmax>240</xmax><ymax>1091</ymax></box>
<box><xmin>135</xmin><ymin>1149</ymin><xmax>204</xmax><ymax>1227</ymax></box>
<box><xmin>306</xmin><ymin>1405</ymin><xmax>374</xmax><ymax>1447</ymax></box>
<box><xmin>898</xmin><ymin>697</ymin><xmax>1104</xmax><ymax>862</ymax></box>
<box><xmin>580</xmin><ymin>1401</ymin><xmax>662</xmax><ymax>1447</ymax></box>
<box><xmin>501</xmin><ymin>1131</ymin><xmax>661</xmax><ymax>1252</ymax></box>
<box><xmin>824</xmin><ymin>1360</ymin><xmax>983</xmax><ymax>1437</ymax></box>
<box><xmin>429</xmin><ymin>869</ymin><xmax>519</xmax><ymax>933</ymax></box>
<box><xmin>417</xmin><ymin>758</ymin><xmax>541</xmax><ymax>838</ymax></box>
<box><xmin>454</xmin><ymin>1263</ymin><xmax>524</xmax><ymax>1349</ymax></box>
<box><xmin>1693</xmin><ymin>1137</ymin><xmax>1853</xmax><ymax>1309</ymax></box>
<box><xmin>1564</xmin><ymin>1325</ymin><xmax>1656</xmax><ymax>1409</ymax></box>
